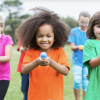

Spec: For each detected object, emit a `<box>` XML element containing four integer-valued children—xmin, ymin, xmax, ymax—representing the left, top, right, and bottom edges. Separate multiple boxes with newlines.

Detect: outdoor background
<box><xmin>4</xmin><ymin>45</ymin><xmax>84</xmax><ymax>100</ymax></box>
<box><xmin>0</xmin><ymin>0</ymin><xmax>100</xmax><ymax>44</ymax></box>
<box><xmin>0</xmin><ymin>0</ymin><xmax>98</xmax><ymax>99</ymax></box>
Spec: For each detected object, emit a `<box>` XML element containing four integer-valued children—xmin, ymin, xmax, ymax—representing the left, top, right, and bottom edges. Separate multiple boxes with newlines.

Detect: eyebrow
<box><xmin>37</xmin><ymin>33</ymin><xmax>42</xmax><ymax>35</ymax></box>
<box><xmin>37</xmin><ymin>33</ymin><xmax>52</xmax><ymax>35</ymax></box>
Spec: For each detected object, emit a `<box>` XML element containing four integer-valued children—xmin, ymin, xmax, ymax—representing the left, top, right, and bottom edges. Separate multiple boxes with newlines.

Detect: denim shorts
<box><xmin>21</xmin><ymin>73</ymin><xmax>29</xmax><ymax>92</ymax></box>
<box><xmin>21</xmin><ymin>73</ymin><xmax>29</xmax><ymax>100</ymax></box>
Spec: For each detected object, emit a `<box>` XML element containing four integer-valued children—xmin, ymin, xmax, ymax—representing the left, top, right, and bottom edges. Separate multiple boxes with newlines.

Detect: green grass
<box><xmin>4</xmin><ymin>45</ymin><xmax>83</xmax><ymax>100</ymax></box>
<box><xmin>5</xmin><ymin>45</ymin><xmax>23</xmax><ymax>100</ymax></box>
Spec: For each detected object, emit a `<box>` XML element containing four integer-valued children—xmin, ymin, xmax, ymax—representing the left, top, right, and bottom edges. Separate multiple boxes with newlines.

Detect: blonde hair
<box><xmin>79</xmin><ymin>11</ymin><xmax>90</xmax><ymax>19</ymax></box>
<box><xmin>0</xmin><ymin>16</ymin><xmax>5</xmax><ymax>26</ymax></box>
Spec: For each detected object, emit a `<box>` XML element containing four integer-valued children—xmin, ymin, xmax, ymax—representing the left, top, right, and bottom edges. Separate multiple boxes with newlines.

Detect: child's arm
<box><xmin>0</xmin><ymin>45</ymin><xmax>12</xmax><ymax>62</ymax></box>
<box><xmin>22</xmin><ymin>57</ymin><xmax>48</xmax><ymax>74</ymax></box>
<box><xmin>22</xmin><ymin>56</ymin><xmax>69</xmax><ymax>75</ymax></box>
<box><xmin>22</xmin><ymin>58</ymin><xmax>39</xmax><ymax>74</ymax></box>
<box><xmin>89</xmin><ymin>56</ymin><xmax>100</xmax><ymax>68</ymax></box>
<box><xmin>48</xmin><ymin>58</ymin><xmax>69</xmax><ymax>76</ymax></box>
<box><xmin>37</xmin><ymin>57</ymin><xmax>69</xmax><ymax>76</ymax></box>
<box><xmin>70</xmin><ymin>43</ymin><xmax>83</xmax><ymax>51</ymax></box>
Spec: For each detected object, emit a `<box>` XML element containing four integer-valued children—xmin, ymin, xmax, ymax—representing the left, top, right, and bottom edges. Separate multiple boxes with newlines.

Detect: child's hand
<box><xmin>20</xmin><ymin>47</ymin><xmax>24</xmax><ymax>51</ymax></box>
<box><xmin>79</xmin><ymin>45</ymin><xmax>84</xmax><ymax>51</ymax></box>
<box><xmin>36</xmin><ymin>57</ymin><xmax>50</xmax><ymax>66</ymax></box>
<box><xmin>20</xmin><ymin>47</ymin><xmax>28</xmax><ymax>52</ymax></box>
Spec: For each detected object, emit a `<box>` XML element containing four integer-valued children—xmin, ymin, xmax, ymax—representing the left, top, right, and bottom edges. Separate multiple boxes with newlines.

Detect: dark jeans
<box><xmin>21</xmin><ymin>73</ymin><xmax>29</xmax><ymax>100</ymax></box>
<box><xmin>0</xmin><ymin>80</ymin><xmax>9</xmax><ymax>100</ymax></box>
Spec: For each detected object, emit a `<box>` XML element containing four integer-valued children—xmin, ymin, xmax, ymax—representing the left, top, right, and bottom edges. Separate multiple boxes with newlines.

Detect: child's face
<box><xmin>36</xmin><ymin>24</ymin><xmax>55</xmax><ymax>52</ymax></box>
<box><xmin>94</xmin><ymin>24</ymin><xmax>100</xmax><ymax>41</ymax></box>
<box><xmin>78</xmin><ymin>16</ymin><xmax>90</xmax><ymax>31</ymax></box>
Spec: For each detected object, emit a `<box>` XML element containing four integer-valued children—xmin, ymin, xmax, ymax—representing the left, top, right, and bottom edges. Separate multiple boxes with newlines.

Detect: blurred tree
<box><xmin>61</xmin><ymin>16</ymin><xmax>78</xmax><ymax>29</ymax></box>
<box><xmin>0</xmin><ymin>0</ymin><xmax>30</xmax><ymax>44</ymax></box>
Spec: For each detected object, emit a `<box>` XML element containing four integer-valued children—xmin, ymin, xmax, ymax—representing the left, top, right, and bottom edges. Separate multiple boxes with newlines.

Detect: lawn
<box><xmin>4</xmin><ymin>45</ymin><xmax>83</xmax><ymax>100</ymax></box>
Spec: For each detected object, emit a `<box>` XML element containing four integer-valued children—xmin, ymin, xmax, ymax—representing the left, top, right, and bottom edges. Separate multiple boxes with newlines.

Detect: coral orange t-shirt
<box><xmin>22</xmin><ymin>47</ymin><xmax>70</xmax><ymax>100</ymax></box>
<box><xmin>17</xmin><ymin>38</ymin><xmax>27</xmax><ymax>73</ymax></box>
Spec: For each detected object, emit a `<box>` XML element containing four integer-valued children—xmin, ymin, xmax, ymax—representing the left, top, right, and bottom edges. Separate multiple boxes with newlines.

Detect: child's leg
<box><xmin>82</xmin><ymin>66</ymin><xmax>88</xmax><ymax>100</ymax></box>
<box><xmin>74</xmin><ymin>89</ymin><xmax>80</xmax><ymax>100</ymax></box>
<box><xmin>73</xmin><ymin>65</ymin><xmax>82</xmax><ymax>100</ymax></box>
<box><xmin>0</xmin><ymin>80</ymin><xmax>9</xmax><ymax>100</ymax></box>
<box><xmin>21</xmin><ymin>73</ymin><xmax>29</xmax><ymax>100</ymax></box>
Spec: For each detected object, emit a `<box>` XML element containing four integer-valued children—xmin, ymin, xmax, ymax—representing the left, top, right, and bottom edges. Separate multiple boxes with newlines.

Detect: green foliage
<box><xmin>0</xmin><ymin>0</ymin><xmax>30</xmax><ymax>44</ymax></box>
<box><xmin>61</xmin><ymin>16</ymin><xmax>79</xmax><ymax>29</ymax></box>
<box><xmin>1</xmin><ymin>0</ymin><xmax>22</xmax><ymax>9</ymax></box>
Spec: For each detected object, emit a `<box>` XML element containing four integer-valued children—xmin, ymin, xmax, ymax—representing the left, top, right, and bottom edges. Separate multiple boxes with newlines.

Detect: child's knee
<box><xmin>82</xmin><ymin>75</ymin><xmax>89</xmax><ymax>91</ymax></box>
<box><xmin>82</xmin><ymin>83</ymin><xmax>88</xmax><ymax>91</ymax></box>
<box><xmin>73</xmin><ymin>75</ymin><xmax>81</xmax><ymax>89</ymax></box>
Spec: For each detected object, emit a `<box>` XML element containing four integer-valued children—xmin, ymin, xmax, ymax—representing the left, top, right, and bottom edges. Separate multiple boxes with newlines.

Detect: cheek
<box><xmin>79</xmin><ymin>24</ymin><xmax>84</xmax><ymax>27</ymax></box>
<box><xmin>36</xmin><ymin>37</ymin><xmax>41</xmax><ymax>41</ymax></box>
<box><xmin>97</xmin><ymin>29</ymin><xmax>100</xmax><ymax>33</ymax></box>
<box><xmin>36</xmin><ymin>38</ymin><xmax>40</xmax><ymax>44</ymax></box>
<box><xmin>94</xmin><ymin>29</ymin><xmax>100</xmax><ymax>33</ymax></box>
<box><xmin>51</xmin><ymin>37</ymin><xmax>55</xmax><ymax>43</ymax></box>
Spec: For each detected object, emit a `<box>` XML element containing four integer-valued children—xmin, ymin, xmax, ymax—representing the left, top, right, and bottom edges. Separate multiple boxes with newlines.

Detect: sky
<box><xmin>0</xmin><ymin>0</ymin><xmax>100</xmax><ymax>20</ymax></box>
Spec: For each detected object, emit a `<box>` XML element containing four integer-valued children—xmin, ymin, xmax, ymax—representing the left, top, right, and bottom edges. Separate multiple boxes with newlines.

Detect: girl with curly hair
<box><xmin>15</xmin><ymin>7</ymin><xmax>70</xmax><ymax>100</ymax></box>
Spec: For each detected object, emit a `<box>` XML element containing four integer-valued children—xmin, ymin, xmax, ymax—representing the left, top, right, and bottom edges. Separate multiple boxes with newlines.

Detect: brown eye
<box><xmin>37</xmin><ymin>35</ymin><xmax>42</xmax><ymax>38</ymax></box>
<box><xmin>47</xmin><ymin>36</ymin><xmax>51</xmax><ymax>37</ymax></box>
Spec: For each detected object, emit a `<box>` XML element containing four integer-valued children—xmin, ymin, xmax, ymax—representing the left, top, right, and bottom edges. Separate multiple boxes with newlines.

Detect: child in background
<box><xmin>0</xmin><ymin>16</ymin><xmax>14</xmax><ymax>100</ymax></box>
<box><xmin>17</xmin><ymin>38</ymin><xmax>29</xmax><ymax>100</ymax></box>
<box><xmin>83</xmin><ymin>11</ymin><xmax>100</xmax><ymax>100</ymax></box>
<box><xmin>15</xmin><ymin>7</ymin><xmax>70</xmax><ymax>100</ymax></box>
<box><xmin>68</xmin><ymin>11</ymin><xmax>90</xmax><ymax>100</ymax></box>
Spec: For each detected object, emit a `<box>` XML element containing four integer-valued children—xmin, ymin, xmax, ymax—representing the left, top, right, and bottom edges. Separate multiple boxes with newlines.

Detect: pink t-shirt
<box><xmin>0</xmin><ymin>34</ymin><xmax>14</xmax><ymax>81</ymax></box>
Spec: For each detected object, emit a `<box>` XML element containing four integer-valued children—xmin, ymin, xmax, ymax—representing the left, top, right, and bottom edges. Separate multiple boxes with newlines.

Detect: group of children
<box><xmin>0</xmin><ymin>7</ymin><xmax>100</xmax><ymax>100</ymax></box>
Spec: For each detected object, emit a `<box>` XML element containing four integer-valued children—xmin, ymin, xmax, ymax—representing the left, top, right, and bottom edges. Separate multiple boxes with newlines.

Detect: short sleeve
<box><xmin>5</xmin><ymin>35</ymin><xmax>14</xmax><ymax>46</ymax></box>
<box><xmin>58</xmin><ymin>48</ymin><xmax>70</xmax><ymax>70</ymax></box>
<box><xmin>21</xmin><ymin>49</ymin><xmax>33</xmax><ymax>69</ymax></box>
<box><xmin>83</xmin><ymin>40</ymin><xmax>97</xmax><ymax>68</ymax></box>
<box><xmin>68</xmin><ymin>30</ymin><xmax>75</xmax><ymax>43</ymax></box>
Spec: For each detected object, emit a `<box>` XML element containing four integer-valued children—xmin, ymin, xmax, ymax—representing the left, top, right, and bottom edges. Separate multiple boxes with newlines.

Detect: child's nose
<box><xmin>42</xmin><ymin>37</ymin><xmax>47</xmax><ymax>41</ymax></box>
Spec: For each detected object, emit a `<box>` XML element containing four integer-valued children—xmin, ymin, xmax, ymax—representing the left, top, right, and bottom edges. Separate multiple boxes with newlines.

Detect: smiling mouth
<box><xmin>41</xmin><ymin>43</ymin><xmax>49</xmax><ymax>46</ymax></box>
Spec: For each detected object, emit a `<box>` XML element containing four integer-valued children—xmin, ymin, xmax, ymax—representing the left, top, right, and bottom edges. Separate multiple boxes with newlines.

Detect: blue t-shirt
<box><xmin>68</xmin><ymin>27</ymin><xmax>88</xmax><ymax>67</ymax></box>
